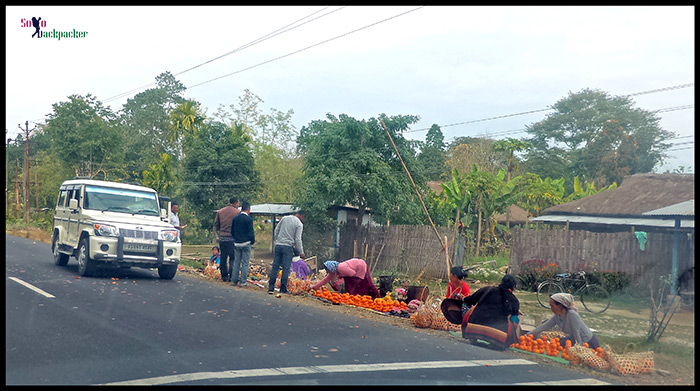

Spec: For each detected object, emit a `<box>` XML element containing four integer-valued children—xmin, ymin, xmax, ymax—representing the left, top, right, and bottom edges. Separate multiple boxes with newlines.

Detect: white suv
<box><xmin>51</xmin><ymin>179</ymin><xmax>181</xmax><ymax>279</ymax></box>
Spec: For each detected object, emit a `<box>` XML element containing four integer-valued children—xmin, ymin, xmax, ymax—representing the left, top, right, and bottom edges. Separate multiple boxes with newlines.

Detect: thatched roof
<box><xmin>495</xmin><ymin>204</ymin><xmax>530</xmax><ymax>224</ymax></box>
<box><xmin>543</xmin><ymin>173</ymin><xmax>695</xmax><ymax>216</ymax></box>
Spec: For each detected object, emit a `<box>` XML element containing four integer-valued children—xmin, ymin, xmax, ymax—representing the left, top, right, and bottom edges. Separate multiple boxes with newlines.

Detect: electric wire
<box><xmin>185</xmin><ymin>6</ymin><xmax>425</xmax><ymax>89</ymax></box>
<box><xmin>103</xmin><ymin>6</ymin><xmax>344</xmax><ymax>104</ymax></box>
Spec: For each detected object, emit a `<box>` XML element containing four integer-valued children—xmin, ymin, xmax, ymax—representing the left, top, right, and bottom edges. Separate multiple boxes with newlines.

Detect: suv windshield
<box><xmin>83</xmin><ymin>185</ymin><xmax>160</xmax><ymax>216</ymax></box>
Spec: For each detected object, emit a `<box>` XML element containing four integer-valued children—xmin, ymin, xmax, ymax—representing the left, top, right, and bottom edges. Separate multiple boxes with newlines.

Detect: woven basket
<box><xmin>568</xmin><ymin>345</ymin><xmax>611</xmax><ymax>372</ymax></box>
<box><xmin>608</xmin><ymin>350</ymin><xmax>654</xmax><ymax>376</ymax></box>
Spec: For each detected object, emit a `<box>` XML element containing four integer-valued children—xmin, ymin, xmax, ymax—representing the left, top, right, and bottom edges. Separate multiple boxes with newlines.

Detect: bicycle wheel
<box><xmin>581</xmin><ymin>284</ymin><xmax>610</xmax><ymax>313</ymax></box>
<box><xmin>537</xmin><ymin>281</ymin><xmax>563</xmax><ymax>309</ymax></box>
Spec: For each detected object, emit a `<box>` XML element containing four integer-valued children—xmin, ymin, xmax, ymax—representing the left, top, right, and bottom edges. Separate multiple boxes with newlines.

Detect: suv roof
<box><xmin>60</xmin><ymin>179</ymin><xmax>157</xmax><ymax>193</ymax></box>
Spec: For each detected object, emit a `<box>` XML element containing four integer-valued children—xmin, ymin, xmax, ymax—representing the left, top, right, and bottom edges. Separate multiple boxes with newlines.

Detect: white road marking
<box><xmin>515</xmin><ymin>378</ymin><xmax>612</xmax><ymax>385</ymax></box>
<box><xmin>8</xmin><ymin>277</ymin><xmax>56</xmax><ymax>298</ymax></box>
<box><xmin>101</xmin><ymin>358</ymin><xmax>608</xmax><ymax>385</ymax></box>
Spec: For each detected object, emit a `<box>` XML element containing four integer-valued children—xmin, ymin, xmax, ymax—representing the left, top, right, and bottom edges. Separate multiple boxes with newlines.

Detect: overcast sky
<box><xmin>5</xmin><ymin>5</ymin><xmax>695</xmax><ymax>173</ymax></box>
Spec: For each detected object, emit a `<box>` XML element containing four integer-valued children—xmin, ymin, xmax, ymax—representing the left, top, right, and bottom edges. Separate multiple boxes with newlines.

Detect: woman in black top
<box><xmin>460</xmin><ymin>274</ymin><xmax>520</xmax><ymax>350</ymax></box>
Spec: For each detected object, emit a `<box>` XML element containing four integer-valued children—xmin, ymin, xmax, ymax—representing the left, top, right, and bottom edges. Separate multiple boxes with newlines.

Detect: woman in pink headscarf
<box><xmin>310</xmin><ymin>258</ymin><xmax>380</xmax><ymax>298</ymax></box>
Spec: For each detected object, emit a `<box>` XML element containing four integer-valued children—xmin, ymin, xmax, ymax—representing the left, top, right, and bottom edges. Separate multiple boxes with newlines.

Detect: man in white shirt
<box><xmin>170</xmin><ymin>203</ymin><xmax>187</xmax><ymax>233</ymax></box>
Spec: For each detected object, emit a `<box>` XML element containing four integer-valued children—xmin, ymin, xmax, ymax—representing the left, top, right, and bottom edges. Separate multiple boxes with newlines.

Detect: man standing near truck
<box><xmin>214</xmin><ymin>197</ymin><xmax>239</xmax><ymax>282</ymax></box>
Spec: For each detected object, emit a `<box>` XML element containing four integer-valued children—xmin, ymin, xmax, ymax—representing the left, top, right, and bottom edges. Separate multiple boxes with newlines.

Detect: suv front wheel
<box><xmin>77</xmin><ymin>238</ymin><xmax>98</xmax><ymax>277</ymax></box>
<box><xmin>53</xmin><ymin>233</ymin><xmax>69</xmax><ymax>266</ymax></box>
<box><xmin>158</xmin><ymin>264</ymin><xmax>177</xmax><ymax>280</ymax></box>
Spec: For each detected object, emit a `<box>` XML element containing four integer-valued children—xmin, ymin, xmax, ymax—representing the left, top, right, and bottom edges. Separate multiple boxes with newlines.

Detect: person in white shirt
<box><xmin>170</xmin><ymin>203</ymin><xmax>187</xmax><ymax>233</ymax></box>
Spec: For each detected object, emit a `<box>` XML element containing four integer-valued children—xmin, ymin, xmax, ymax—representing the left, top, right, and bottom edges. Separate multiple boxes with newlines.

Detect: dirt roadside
<box><xmin>9</xmin><ymin>229</ymin><xmax>694</xmax><ymax>385</ymax></box>
<box><xmin>181</xmin><ymin>266</ymin><xmax>694</xmax><ymax>386</ymax></box>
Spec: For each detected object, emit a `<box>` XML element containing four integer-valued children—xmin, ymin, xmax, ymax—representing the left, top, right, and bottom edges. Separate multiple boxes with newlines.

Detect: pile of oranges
<box><xmin>313</xmin><ymin>287</ymin><xmax>408</xmax><ymax>312</ymax></box>
<box><xmin>511</xmin><ymin>334</ymin><xmax>570</xmax><ymax>359</ymax></box>
<box><xmin>511</xmin><ymin>334</ymin><xmax>604</xmax><ymax>362</ymax></box>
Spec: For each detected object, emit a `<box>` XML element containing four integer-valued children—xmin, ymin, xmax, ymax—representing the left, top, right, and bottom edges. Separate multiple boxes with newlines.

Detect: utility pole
<box><xmin>5</xmin><ymin>129</ymin><xmax>8</xmax><ymax>213</ymax></box>
<box><xmin>19</xmin><ymin>121</ymin><xmax>31</xmax><ymax>221</ymax></box>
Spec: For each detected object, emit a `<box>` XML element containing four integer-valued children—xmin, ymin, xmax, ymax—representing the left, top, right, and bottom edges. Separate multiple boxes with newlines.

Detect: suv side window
<box><xmin>57</xmin><ymin>188</ymin><xmax>67</xmax><ymax>208</ymax></box>
<box><xmin>72</xmin><ymin>186</ymin><xmax>82</xmax><ymax>206</ymax></box>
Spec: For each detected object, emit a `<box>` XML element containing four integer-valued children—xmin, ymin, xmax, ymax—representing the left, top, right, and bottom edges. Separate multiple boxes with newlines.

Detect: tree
<box><xmin>142</xmin><ymin>153</ymin><xmax>177</xmax><ymax>196</ymax></box>
<box><xmin>181</xmin><ymin>121</ymin><xmax>261</xmax><ymax>232</ymax></box>
<box><xmin>215</xmin><ymin>89</ymin><xmax>298</xmax><ymax>154</ymax></box>
<box><xmin>492</xmin><ymin>137</ymin><xmax>532</xmax><ymax>182</ymax></box>
<box><xmin>43</xmin><ymin>94</ymin><xmax>123</xmax><ymax>176</ymax></box>
<box><xmin>417</xmin><ymin>124</ymin><xmax>447</xmax><ymax>181</ymax></box>
<box><xmin>525</xmin><ymin>88</ymin><xmax>675</xmax><ymax>187</ymax></box>
<box><xmin>253</xmin><ymin>142</ymin><xmax>303</xmax><ymax>203</ymax></box>
<box><xmin>295</xmin><ymin>113</ymin><xmax>425</xmax><ymax>225</ymax></box>
<box><xmin>513</xmin><ymin>173</ymin><xmax>566</xmax><ymax>217</ymax></box>
<box><xmin>168</xmin><ymin>100</ymin><xmax>204</xmax><ymax>159</ymax></box>
<box><xmin>120</xmin><ymin>72</ymin><xmax>187</xmax><ymax>161</ymax></box>
<box><xmin>463</xmin><ymin>166</ymin><xmax>516</xmax><ymax>256</ymax></box>
<box><xmin>564</xmin><ymin>176</ymin><xmax>617</xmax><ymax>202</ymax></box>
<box><xmin>445</xmin><ymin>137</ymin><xmax>499</xmax><ymax>174</ymax></box>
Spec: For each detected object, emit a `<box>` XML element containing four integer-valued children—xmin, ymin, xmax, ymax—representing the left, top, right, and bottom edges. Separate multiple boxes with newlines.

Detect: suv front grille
<box><xmin>121</xmin><ymin>229</ymin><xmax>158</xmax><ymax>240</ymax></box>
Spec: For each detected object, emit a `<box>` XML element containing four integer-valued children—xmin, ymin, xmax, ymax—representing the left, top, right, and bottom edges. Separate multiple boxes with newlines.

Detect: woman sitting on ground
<box><xmin>446</xmin><ymin>266</ymin><xmax>471</xmax><ymax>299</ymax></box>
<box><xmin>525</xmin><ymin>293</ymin><xmax>600</xmax><ymax>349</ymax></box>
<box><xmin>442</xmin><ymin>274</ymin><xmax>520</xmax><ymax>350</ymax></box>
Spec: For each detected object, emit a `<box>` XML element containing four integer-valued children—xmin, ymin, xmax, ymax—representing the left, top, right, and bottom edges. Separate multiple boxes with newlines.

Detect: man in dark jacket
<box><xmin>230</xmin><ymin>201</ymin><xmax>255</xmax><ymax>287</ymax></box>
<box><xmin>214</xmin><ymin>197</ymin><xmax>239</xmax><ymax>282</ymax></box>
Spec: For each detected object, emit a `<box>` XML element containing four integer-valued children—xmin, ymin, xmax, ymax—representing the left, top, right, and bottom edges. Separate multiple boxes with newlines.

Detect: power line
<box><xmin>186</xmin><ymin>6</ymin><xmax>425</xmax><ymax>90</ymax></box>
<box><xmin>103</xmin><ymin>7</ymin><xmax>345</xmax><ymax>104</ymax></box>
<box><xmin>406</xmin><ymin>83</ymin><xmax>694</xmax><ymax>134</ymax></box>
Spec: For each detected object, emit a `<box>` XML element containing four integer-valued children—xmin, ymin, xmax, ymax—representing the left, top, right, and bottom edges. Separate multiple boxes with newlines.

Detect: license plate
<box><xmin>124</xmin><ymin>243</ymin><xmax>156</xmax><ymax>252</ymax></box>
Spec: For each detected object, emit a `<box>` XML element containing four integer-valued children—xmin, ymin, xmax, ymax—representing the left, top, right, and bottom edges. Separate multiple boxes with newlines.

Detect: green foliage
<box><xmin>180</xmin><ymin>120</ymin><xmax>261</xmax><ymax>235</ymax></box>
<box><xmin>512</xmin><ymin>173</ymin><xmax>565</xmax><ymax>217</ymax></box>
<box><xmin>588</xmin><ymin>271</ymin><xmax>631</xmax><ymax>293</ymax></box>
<box><xmin>516</xmin><ymin>259</ymin><xmax>561</xmax><ymax>292</ymax></box>
<box><xmin>295</xmin><ymin>113</ymin><xmax>425</xmax><ymax>226</ymax></box>
<box><xmin>252</xmin><ymin>142</ymin><xmax>303</xmax><ymax>203</ymax></box>
<box><xmin>492</xmin><ymin>137</ymin><xmax>532</xmax><ymax>180</ymax></box>
<box><xmin>43</xmin><ymin>93</ymin><xmax>123</xmax><ymax>173</ymax></box>
<box><xmin>564</xmin><ymin>176</ymin><xmax>617</xmax><ymax>202</ymax></box>
<box><xmin>121</xmin><ymin>72</ymin><xmax>187</xmax><ymax>160</ymax></box>
<box><xmin>214</xmin><ymin>88</ymin><xmax>298</xmax><ymax>154</ymax></box>
<box><xmin>524</xmin><ymin>88</ymin><xmax>675</xmax><ymax>187</ymax></box>
<box><xmin>417</xmin><ymin>124</ymin><xmax>447</xmax><ymax>181</ymax></box>
<box><xmin>142</xmin><ymin>153</ymin><xmax>177</xmax><ymax>195</ymax></box>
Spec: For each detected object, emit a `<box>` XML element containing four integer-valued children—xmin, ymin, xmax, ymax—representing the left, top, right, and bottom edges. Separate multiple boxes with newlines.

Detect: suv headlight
<box><xmin>161</xmin><ymin>230</ymin><xmax>179</xmax><ymax>242</ymax></box>
<box><xmin>94</xmin><ymin>223</ymin><xmax>119</xmax><ymax>237</ymax></box>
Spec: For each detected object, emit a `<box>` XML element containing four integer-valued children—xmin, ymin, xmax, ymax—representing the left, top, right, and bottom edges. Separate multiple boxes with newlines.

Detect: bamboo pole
<box><xmin>415</xmin><ymin>235</ymin><xmax>456</xmax><ymax>281</ymax></box>
<box><xmin>380</xmin><ymin>120</ymin><xmax>449</xmax><ymax>278</ymax></box>
<box><xmin>370</xmin><ymin>242</ymin><xmax>386</xmax><ymax>275</ymax></box>
<box><xmin>445</xmin><ymin>235</ymin><xmax>451</xmax><ymax>275</ymax></box>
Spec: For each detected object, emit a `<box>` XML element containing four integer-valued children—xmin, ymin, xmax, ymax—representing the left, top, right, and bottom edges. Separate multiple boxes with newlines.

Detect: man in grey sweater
<box><xmin>268</xmin><ymin>211</ymin><xmax>305</xmax><ymax>294</ymax></box>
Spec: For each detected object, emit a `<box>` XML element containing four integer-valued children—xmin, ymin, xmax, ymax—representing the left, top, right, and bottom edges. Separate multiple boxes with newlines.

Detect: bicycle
<box><xmin>536</xmin><ymin>271</ymin><xmax>611</xmax><ymax>313</ymax></box>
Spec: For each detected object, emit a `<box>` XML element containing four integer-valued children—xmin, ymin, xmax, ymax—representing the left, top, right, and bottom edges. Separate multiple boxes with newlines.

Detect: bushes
<box><xmin>515</xmin><ymin>259</ymin><xmax>631</xmax><ymax>294</ymax></box>
<box><xmin>516</xmin><ymin>259</ymin><xmax>560</xmax><ymax>292</ymax></box>
<box><xmin>588</xmin><ymin>271</ymin><xmax>631</xmax><ymax>294</ymax></box>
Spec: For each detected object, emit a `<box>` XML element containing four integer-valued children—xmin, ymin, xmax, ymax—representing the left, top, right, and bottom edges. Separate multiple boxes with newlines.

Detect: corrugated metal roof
<box><xmin>530</xmin><ymin>214</ymin><xmax>694</xmax><ymax>229</ymax></box>
<box><xmin>643</xmin><ymin>200</ymin><xmax>694</xmax><ymax>216</ymax></box>
<box><xmin>249</xmin><ymin>203</ymin><xmax>298</xmax><ymax>216</ymax></box>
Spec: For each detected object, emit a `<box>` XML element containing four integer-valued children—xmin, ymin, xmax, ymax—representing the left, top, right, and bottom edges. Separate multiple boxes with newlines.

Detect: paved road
<box><xmin>6</xmin><ymin>234</ymin><xmax>616</xmax><ymax>385</ymax></box>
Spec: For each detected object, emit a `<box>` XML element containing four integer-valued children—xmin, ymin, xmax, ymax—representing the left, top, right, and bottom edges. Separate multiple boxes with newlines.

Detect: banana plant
<box><xmin>441</xmin><ymin>168</ymin><xmax>471</xmax><ymax>243</ymax></box>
